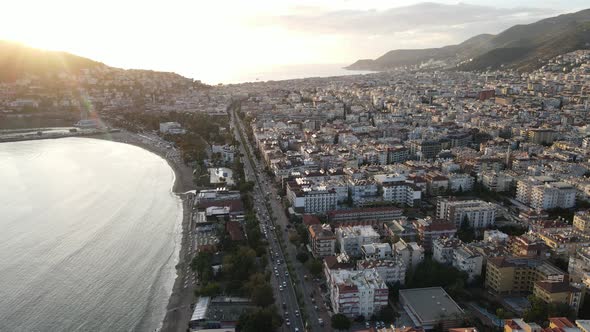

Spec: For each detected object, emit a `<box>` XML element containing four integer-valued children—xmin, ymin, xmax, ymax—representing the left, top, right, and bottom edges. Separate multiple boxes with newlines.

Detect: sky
<box><xmin>1</xmin><ymin>0</ymin><xmax>588</xmax><ymax>83</ymax></box>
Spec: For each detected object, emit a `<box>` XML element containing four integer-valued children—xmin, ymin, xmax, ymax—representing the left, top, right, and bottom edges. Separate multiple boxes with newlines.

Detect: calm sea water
<box><xmin>196</xmin><ymin>63</ymin><xmax>377</xmax><ymax>84</ymax></box>
<box><xmin>0</xmin><ymin>137</ymin><xmax>182</xmax><ymax>331</ymax></box>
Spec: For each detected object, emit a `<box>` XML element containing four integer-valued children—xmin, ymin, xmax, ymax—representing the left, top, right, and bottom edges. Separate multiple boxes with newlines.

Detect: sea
<box><xmin>0</xmin><ymin>137</ymin><xmax>183</xmax><ymax>331</ymax></box>
<box><xmin>196</xmin><ymin>63</ymin><xmax>377</xmax><ymax>85</ymax></box>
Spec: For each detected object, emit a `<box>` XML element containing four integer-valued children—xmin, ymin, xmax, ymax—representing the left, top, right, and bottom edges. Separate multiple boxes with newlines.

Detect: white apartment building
<box><xmin>328</xmin><ymin>268</ymin><xmax>389</xmax><ymax>318</ymax></box>
<box><xmin>361</xmin><ymin>243</ymin><xmax>394</xmax><ymax>260</ymax></box>
<box><xmin>336</xmin><ymin>226</ymin><xmax>381</xmax><ymax>257</ymax></box>
<box><xmin>452</xmin><ymin>246</ymin><xmax>483</xmax><ymax>282</ymax></box>
<box><xmin>447</xmin><ymin>173</ymin><xmax>475</xmax><ymax>192</ymax></box>
<box><xmin>287</xmin><ymin>180</ymin><xmax>338</xmax><ymax>214</ymax></box>
<box><xmin>436</xmin><ymin>198</ymin><xmax>497</xmax><ymax>229</ymax></box>
<box><xmin>357</xmin><ymin>258</ymin><xmax>407</xmax><ymax>285</ymax></box>
<box><xmin>433</xmin><ymin>237</ymin><xmax>462</xmax><ymax>264</ymax></box>
<box><xmin>159</xmin><ymin>122</ymin><xmax>186</xmax><ymax>134</ymax></box>
<box><xmin>381</xmin><ymin>182</ymin><xmax>422</xmax><ymax>207</ymax></box>
<box><xmin>393</xmin><ymin>239</ymin><xmax>425</xmax><ymax>271</ymax></box>
<box><xmin>529</xmin><ymin>182</ymin><xmax>576</xmax><ymax>210</ymax></box>
<box><xmin>481</xmin><ymin>171</ymin><xmax>513</xmax><ymax>192</ymax></box>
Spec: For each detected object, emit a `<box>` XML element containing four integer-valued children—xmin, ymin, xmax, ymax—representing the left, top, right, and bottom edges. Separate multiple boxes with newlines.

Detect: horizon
<box><xmin>2</xmin><ymin>1</ymin><xmax>589</xmax><ymax>84</ymax></box>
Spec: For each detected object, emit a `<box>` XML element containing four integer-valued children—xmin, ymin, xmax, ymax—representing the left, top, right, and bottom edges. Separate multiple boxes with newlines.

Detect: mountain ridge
<box><xmin>347</xmin><ymin>8</ymin><xmax>590</xmax><ymax>72</ymax></box>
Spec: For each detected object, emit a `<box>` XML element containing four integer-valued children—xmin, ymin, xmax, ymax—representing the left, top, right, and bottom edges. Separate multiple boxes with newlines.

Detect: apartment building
<box><xmin>327</xmin><ymin>206</ymin><xmax>403</xmax><ymax>223</ymax></box>
<box><xmin>452</xmin><ymin>246</ymin><xmax>484</xmax><ymax>282</ymax></box>
<box><xmin>393</xmin><ymin>239</ymin><xmax>425</xmax><ymax>271</ymax></box>
<box><xmin>286</xmin><ymin>179</ymin><xmax>338</xmax><ymax>214</ymax></box>
<box><xmin>336</xmin><ymin>225</ymin><xmax>380</xmax><ymax>257</ymax></box>
<box><xmin>436</xmin><ymin>198</ymin><xmax>497</xmax><ymax>229</ymax></box>
<box><xmin>399</xmin><ymin>287</ymin><xmax>464</xmax><ymax>331</ymax></box>
<box><xmin>381</xmin><ymin>181</ymin><xmax>422</xmax><ymax>207</ymax></box>
<box><xmin>574</xmin><ymin>211</ymin><xmax>590</xmax><ymax>234</ymax></box>
<box><xmin>361</xmin><ymin>243</ymin><xmax>394</xmax><ymax>260</ymax></box>
<box><xmin>328</xmin><ymin>268</ymin><xmax>389</xmax><ymax>318</ymax></box>
<box><xmin>485</xmin><ymin>256</ymin><xmax>566</xmax><ymax>294</ymax></box>
<box><xmin>357</xmin><ymin>258</ymin><xmax>406</xmax><ymax>284</ymax></box>
<box><xmin>530</xmin><ymin>182</ymin><xmax>576</xmax><ymax>210</ymax></box>
<box><xmin>533</xmin><ymin>280</ymin><xmax>583</xmax><ymax>313</ymax></box>
<box><xmin>433</xmin><ymin>237</ymin><xmax>462</xmax><ymax>264</ymax></box>
<box><xmin>414</xmin><ymin>217</ymin><xmax>457</xmax><ymax>252</ymax></box>
<box><xmin>481</xmin><ymin>171</ymin><xmax>513</xmax><ymax>192</ymax></box>
<box><xmin>308</xmin><ymin>224</ymin><xmax>336</xmax><ymax>258</ymax></box>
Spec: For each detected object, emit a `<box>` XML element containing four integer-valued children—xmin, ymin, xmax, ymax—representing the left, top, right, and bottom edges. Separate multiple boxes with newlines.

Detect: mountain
<box><xmin>0</xmin><ymin>41</ymin><xmax>106</xmax><ymax>81</ymax></box>
<box><xmin>347</xmin><ymin>8</ymin><xmax>590</xmax><ymax>72</ymax></box>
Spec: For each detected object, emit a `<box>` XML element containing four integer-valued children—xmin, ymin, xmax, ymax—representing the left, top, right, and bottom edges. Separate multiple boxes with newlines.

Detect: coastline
<box><xmin>88</xmin><ymin>130</ymin><xmax>196</xmax><ymax>332</ymax></box>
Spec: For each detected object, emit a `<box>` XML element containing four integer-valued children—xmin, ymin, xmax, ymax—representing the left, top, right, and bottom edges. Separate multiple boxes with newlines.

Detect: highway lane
<box><xmin>231</xmin><ymin>107</ymin><xmax>332</xmax><ymax>332</ymax></box>
<box><xmin>231</xmin><ymin>110</ymin><xmax>304</xmax><ymax>332</ymax></box>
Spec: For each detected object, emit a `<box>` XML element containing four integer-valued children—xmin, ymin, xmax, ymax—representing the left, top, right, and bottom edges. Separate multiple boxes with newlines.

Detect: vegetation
<box><xmin>331</xmin><ymin>313</ymin><xmax>351</xmax><ymax>331</ymax></box>
<box><xmin>406</xmin><ymin>258</ymin><xmax>470</xmax><ymax>299</ymax></box>
<box><xmin>523</xmin><ymin>296</ymin><xmax>574</xmax><ymax>324</ymax></box>
<box><xmin>237</xmin><ymin>307</ymin><xmax>283</xmax><ymax>332</ymax></box>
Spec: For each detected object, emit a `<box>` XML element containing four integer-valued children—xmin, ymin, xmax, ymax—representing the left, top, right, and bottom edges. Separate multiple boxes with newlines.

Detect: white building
<box><xmin>436</xmin><ymin>198</ymin><xmax>497</xmax><ymax>229</ymax></box>
<box><xmin>361</xmin><ymin>243</ymin><xmax>394</xmax><ymax>260</ymax></box>
<box><xmin>481</xmin><ymin>171</ymin><xmax>513</xmax><ymax>192</ymax></box>
<box><xmin>209</xmin><ymin>167</ymin><xmax>234</xmax><ymax>186</ymax></box>
<box><xmin>287</xmin><ymin>180</ymin><xmax>338</xmax><ymax>214</ymax></box>
<box><xmin>336</xmin><ymin>226</ymin><xmax>380</xmax><ymax>257</ymax></box>
<box><xmin>211</xmin><ymin>144</ymin><xmax>236</xmax><ymax>163</ymax></box>
<box><xmin>530</xmin><ymin>182</ymin><xmax>576</xmax><ymax>210</ymax></box>
<box><xmin>393</xmin><ymin>239</ymin><xmax>425</xmax><ymax>271</ymax></box>
<box><xmin>328</xmin><ymin>268</ymin><xmax>389</xmax><ymax>318</ymax></box>
<box><xmin>433</xmin><ymin>237</ymin><xmax>462</xmax><ymax>265</ymax></box>
<box><xmin>452</xmin><ymin>246</ymin><xmax>483</xmax><ymax>282</ymax></box>
<box><xmin>357</xmin><ymin>258</ymin><xmax>407</xmax><ymax>285</ymax></box>
<box><xmin>381</xmin><ymin>182</ymin><xmax>422</xmax><ymax>207</ymax></box>
<box><xmin>159</xmin><ymin>122</ymin><xmax>186</xmax><ymax>134</ymax></box>
<box><xmin>447</xmin><ymin>173</ymin><xmax>475</xmax><ymax>192</ymax></box>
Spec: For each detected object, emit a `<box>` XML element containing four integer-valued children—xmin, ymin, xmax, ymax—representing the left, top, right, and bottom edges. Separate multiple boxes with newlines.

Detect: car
<box><xmin>318</xmin><ymin>319</ymin><xmax>324</xmax><ymax>326</ymax></box>
<box><xmin>294</xmin><ymin>328</ymin><xmax>299</xmax><ymax>332</ymax></box>
<box><xmin>284</xmin><ymin>311</ymin><xmax>289</xmax><ymax>317</ymax></box>
<box><xmin>294</xmin><ymin>310</ymin><xmax>299</xmax><ymax>317</ymax></box>
<box><xmin>285</xmin><ymin>319</ymin><xmax>290</xmax><ymax>326</ymax></box>
<box><xmin>380</xmin><ymin>321</ymin><xmax>385</xmax><ymax>328</ymax></box>
<box><xmin>285</xmin><ymin>271</ymin><xmax>289</xmax><ymax>276</ymax></box>
<box><xmin>314</xmin><ymin>305</ymin><xmax>319</xmax><ymax>311</ymax></box>
<box><xmin>282</xmin><ymin>302</ymin><xmax>286</xmax><ymax>309</ymax></box>
<box><xmin>365</xmin><ymin>322</ymin><xmax>370</xmax><ymax>329</ymax></box>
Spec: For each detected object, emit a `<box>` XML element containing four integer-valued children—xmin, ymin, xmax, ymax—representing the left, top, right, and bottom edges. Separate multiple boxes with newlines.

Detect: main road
<box><xmin>230</xmin><ymin>109</ymin><xmax>304</xmax><ymax>332</ymax></box>
<box><xmin>231</xmin><ymin>105</ymin><xmax>332</xmax><ymax>332</ymax></box>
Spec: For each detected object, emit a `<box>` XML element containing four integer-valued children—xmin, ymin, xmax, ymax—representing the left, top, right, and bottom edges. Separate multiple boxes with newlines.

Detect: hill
<box><xmin>0</xmin><ymin>41</ymin><xmax>106</xmax><ymax>81</ymax></box>
<box><xmin>347</xmin><ymin>8</ymin><xmax>590</xmax><ymax>72</ymax></box>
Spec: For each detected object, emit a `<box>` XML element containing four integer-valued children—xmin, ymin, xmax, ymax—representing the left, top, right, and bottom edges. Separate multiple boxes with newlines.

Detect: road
<box><xmin>231</xmin><ymin>106</ymin><xmax>332</xmax><ymax>332</ymax></box>
<box><xmin>231</xmin><ymin>110</ymin><xmax>305</xmax><ymax>332</ymax></box>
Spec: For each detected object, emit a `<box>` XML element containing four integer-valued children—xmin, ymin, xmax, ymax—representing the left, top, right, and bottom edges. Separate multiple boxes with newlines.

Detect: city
<box><xmin>1</xmin><ymin>3</ymin><xmax>590</xmax><ymax>332</ymax></box>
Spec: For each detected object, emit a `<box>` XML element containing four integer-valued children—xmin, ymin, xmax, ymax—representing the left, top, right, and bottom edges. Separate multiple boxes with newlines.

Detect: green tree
<box><xmin>307</xmin><ymin>259</ymin><xmax>323</xmax><ymax>277</ymax></box>
<box><xmin>296</xmin><ymin>251</ymin><xmax>309</xmax><ymax>263</ymax></box>
<box><xmin>190</xmin><ymin>252</ymin><xmax>213</xmax><ymax>283</ymax></box>
<box><xmin>331</xmin><ymin>313</ymin><xmax>351</xmax><ymax>331</ymax></box>
<box><xmin>251</xmin><ymin>283</ymin><xmax>275</xmax><ymax>307</ymax></box>
<box><xmin>457</xmin><ymin>215</ymin><xmax>475</xmax><ymax>243</ymax></box>
<box><xmin>198</xmin><ymin>282</ymin><xmax>221</xmax><ymax>297</ymax></box>
<box><xmin>237</xmin><ymin>307</ymin><xmax>283</xmax><ymax>332</ymax></box>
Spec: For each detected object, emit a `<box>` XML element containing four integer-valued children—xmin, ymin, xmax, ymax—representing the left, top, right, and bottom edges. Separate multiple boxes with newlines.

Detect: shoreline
<box><xmin>88</xmin><ymin>130</ymin><xmax>196</xmax><ymax>332</ymax></box>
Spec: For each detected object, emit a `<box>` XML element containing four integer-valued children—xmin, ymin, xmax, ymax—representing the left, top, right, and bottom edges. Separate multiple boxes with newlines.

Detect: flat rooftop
<box><xmin>399</xmin><ymin>287</ymin><xmax>463</xmax><ymax>325</ymax></box>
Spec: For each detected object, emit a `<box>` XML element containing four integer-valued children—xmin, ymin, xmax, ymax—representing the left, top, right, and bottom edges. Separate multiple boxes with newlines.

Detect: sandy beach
<box><xmin>89</xmin><ymin>130</ymin><xmax>196</xmax><ymax>332</ymax></box>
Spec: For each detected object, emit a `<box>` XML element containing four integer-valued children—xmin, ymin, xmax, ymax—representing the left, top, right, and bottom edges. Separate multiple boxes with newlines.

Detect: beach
<box><xmin>90</xmin><ymin>130</ymin><xmax>196</xmax><ymax>332</ymax></box>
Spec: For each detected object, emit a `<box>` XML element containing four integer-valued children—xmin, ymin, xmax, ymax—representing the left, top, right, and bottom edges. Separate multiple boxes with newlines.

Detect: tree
<box><xmin>237</xmin><ymin>307</ymin><xmax>283</xmax><ymax>332</ymax></box>
<box><xmin>457</xmin><ymin>215</ymin><xmax>475</xmax><ymax>243</ymax></box>
<box><xmin>191</xmin><ymin>252</ymin><xmax>213</xmax><ymax>283</ymax></box>
<box><xmin>307</xmin><ymin>259</ymin><xmax>323</xmax><ymax>277</ymax></box>
<box><xmin>331</xmin><ymin>313</ymin><xmax>351</xmax><ymax>331</ymax></box>
<box><xmin>251</xmin><ymin>283</ymin><xmax>275</xmax><ymax>307</ymax></box>
<box><xmin>296</xmin><ymin>251</ymin><xmax>309</xmax><ymax>263</ymax></box>
<box><xmin>376</xmin><ymin>305</ymin><xmax>398</xmax><ymax>323</ymax></box>
<box><xmin>198</xmin><ymin>282</ymin><xmax>221</xmax><ymax>297</ymax></box>
<box><xmin>523</xmin><ymin>296</ymin><xmax>574</xmax><ymax>324</ymax></box>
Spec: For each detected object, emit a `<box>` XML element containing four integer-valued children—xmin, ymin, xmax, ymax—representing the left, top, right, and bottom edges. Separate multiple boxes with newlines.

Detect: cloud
<box><xmin>249</xmin><ymin>2</ymin><xmax>559</xmax><ymax>37</ymax></box>
<box><xmin>245</xmin><ymin>2</ymin><xmax>561</xmax><ymax>60</ymax></box>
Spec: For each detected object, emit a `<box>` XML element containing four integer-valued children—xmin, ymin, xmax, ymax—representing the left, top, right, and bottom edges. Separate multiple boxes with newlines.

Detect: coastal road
<box><xmin>231</xmin><ymin>107</ymin><xmax>331</xmax><ymax>332</ymax></box>
<box><xmin>231</xmin><ymin>110</ymin><xmax>305</xmax><ymax>332</ymax></box>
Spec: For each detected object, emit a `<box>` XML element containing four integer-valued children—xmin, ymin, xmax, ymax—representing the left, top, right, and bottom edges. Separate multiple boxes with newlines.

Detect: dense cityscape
<box><xmin>2</xmin><ymin>47</ymin><xmax>590</xmax><ymax>332</ymax></box>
